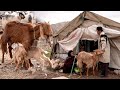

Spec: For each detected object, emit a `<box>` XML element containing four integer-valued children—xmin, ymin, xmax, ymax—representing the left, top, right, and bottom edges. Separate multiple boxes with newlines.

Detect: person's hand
<box><xmin>75</xmin><ymin>55</ymin><xmax>77</xmax><ymax>58</ymax></box>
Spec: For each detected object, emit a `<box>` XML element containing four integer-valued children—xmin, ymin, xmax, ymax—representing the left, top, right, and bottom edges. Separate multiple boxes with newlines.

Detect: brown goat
<box><xmin>12</xmin><ymin>45</ymin><xmax>29</xmax><ymax>71</ymax></box>
<box><xmin>1</xmin><ymin>21</ymin><xmax>53</xmax><ymax>63</ymax></box>
<box><xmin>77</xmin><ymin>49</ymin><xmax>103</xmax><ymax>77</ymax></box>
<box><xmin>11</xmin><ymin>46</ymin><xmax>52</xmax><ymax>71</ymax></box>
<box><xmin>26</xmin><ymin>47</ymin><xmax>52</xmax><ymax>70</ymax></box>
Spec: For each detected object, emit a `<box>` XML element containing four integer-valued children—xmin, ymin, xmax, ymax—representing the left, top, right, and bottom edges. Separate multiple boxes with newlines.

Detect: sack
<box><xmin>74</xmin><ymin>67</ymin><xmax>80</xmax><ymax>73</ymax></box>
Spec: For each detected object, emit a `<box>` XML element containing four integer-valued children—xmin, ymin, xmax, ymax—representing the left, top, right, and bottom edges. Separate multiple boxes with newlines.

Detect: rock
<box><xmin>28</xmin><ymin>67</ymin><xmax>36</xmax><ymax>74</ymax></box>
<box><xmin>52</xmin><ymin>76</ymin><xmax>69</xmax><ymax>79</ymax></box>
<box><xmin>114</xmin><ymin>70</ymin><xmax>120</xmax><ymax>75</ymax></box>
<box><xmin>59</xmin><ymin>69</ymin><xmax>63</xmax><ymax>73</ymax></box>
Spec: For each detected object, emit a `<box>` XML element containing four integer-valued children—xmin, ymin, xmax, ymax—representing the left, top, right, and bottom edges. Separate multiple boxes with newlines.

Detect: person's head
<box><xmin>19</xmin><ymin>12</ymin><xmax>25</xmax><ymax>19</ymax></box>
<box><xmin>96</xmin><ymin>26</ymin><xmax>103</xmax><ymax>35</ymax></box>
<box><xmin>68</xmin><ymin>50</ymin><xmax>74</xmax><ymax>57</ymax></box>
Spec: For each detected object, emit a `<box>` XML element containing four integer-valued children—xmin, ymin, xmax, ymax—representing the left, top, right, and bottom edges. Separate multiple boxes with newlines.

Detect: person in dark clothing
<box><xmin>63</xmin><ymin>50</ymin><xmax>77</xmax><ymax>73</ymax></box>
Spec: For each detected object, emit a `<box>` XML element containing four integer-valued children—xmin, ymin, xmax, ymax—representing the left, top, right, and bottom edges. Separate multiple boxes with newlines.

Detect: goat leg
<box><xmin>29</xmin><ymin>59</ymin><xmax>34</xmax><ymax>67</ymax></box>
<box><xmin>86</xmin><ymin>68</ymin><xmax>89</xmax><ymax>77</ymax></box>
<box><xmin>96</xmin><ymin>63</ymin><xmax>99</xmax><ymax>71</ymax></box>
<box><xmin>93</xmin><ymin>66</ymin><xmax>95</xmax><ymax>76</ymax></box>
<box><xmin>8</xmin><ymin>45</ymin><xmax>13</xmax><ymax>59</ymax></box>
<box><xmin>2</xmin><ymin>52</ymin><xmax>5</xmax><ymax>63</ymax></box>
<box><xmin>79</xmin><ymin>68</ymin><xmax>82</xmax><ymax>78</ymax></box>
<box><xmin>15</xmin><ymin>61</ymin><xmax>20</xmax><ymax>71</ymax></box>
<box><xmin>21</xmin><ymin>60</ymin><xmax>24</xmax><ymax>68</ymax></box>
<box><xmin>25</xmin><ymin>59</ymin><xmax>31</xmax><ymax>70</ymax></box>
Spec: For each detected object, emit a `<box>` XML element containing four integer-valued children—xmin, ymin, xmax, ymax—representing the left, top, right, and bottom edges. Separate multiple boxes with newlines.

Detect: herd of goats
<box><xmin>0</xmin><ymin>11</ymin><xmax>104</xmax><ymax>77</ymax></box>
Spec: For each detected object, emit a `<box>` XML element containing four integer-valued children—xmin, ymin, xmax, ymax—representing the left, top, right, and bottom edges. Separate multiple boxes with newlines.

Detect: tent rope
<box><xmin>58</xmin><ymin>44</ymin><xmax>61</xmax><ymax>58</ymax></box>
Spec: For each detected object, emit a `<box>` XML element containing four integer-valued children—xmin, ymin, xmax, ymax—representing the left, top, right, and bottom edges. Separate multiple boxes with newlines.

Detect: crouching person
<box><xmin>63</xmin><ymin>50</ymin><xmax>77</xmax><ymax>73</ymax></box>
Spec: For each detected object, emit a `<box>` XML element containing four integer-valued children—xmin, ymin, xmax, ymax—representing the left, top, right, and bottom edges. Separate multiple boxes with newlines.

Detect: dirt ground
<box><xmin>0</xmin><ymin>50</ymin><xmax>120</xmax><ymax>79</ymax></box>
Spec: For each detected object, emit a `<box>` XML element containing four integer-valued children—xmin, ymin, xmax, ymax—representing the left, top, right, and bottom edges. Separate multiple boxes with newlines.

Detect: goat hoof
<box><xmin>86</xmin><ymin>77</ymin><xmax>89</xmax><ymax>79</ymax></box>
<box><xmin>30</xmin><ymin>64</ymin><xmax>34</xmax><ymax>67</ymax></box>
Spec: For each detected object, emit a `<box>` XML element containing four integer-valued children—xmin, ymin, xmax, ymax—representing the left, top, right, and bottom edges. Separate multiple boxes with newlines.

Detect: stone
<box><xmin>52</xmin><ymin>76</ymin><xmax>69</xmax><ymax>79</ymax></box>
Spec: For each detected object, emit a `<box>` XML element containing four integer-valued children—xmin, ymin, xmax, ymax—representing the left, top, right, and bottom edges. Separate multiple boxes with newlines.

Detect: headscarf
<box><xmin>68</xmin><ymin>50</ymin><xmax>73</xmax><ymax>57</ymax></box>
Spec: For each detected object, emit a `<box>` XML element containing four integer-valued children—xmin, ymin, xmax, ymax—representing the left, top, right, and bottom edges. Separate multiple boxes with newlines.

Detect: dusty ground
<box><xmin>0</xmin><ymin>62</ymin><xmax>120</xmax><ymax>79</ymax></box>
<box><xmin>0</xmin><ymin>50</ymin><xmax>120</xmax><ymax>79</ymax></box>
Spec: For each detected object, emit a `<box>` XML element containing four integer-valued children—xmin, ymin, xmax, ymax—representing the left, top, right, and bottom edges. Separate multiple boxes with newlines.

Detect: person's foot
<box><xmin>100</xmin><ymin>74</ymin><xmax>105</xmax><ymax>77</ymax></box>
<box><xmin>100</xmin><ymin>74</ymin><xmax>108</xmax><ymax>77</ymax></box>
<box><xmin>104</xmin><ymin>74</ymin><xmax>108</xmax><ymax>77</ymax></box>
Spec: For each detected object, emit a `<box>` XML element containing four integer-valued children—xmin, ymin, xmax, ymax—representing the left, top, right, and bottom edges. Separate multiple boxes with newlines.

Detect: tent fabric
<box><xmin>58</xmin><ymin>25</ymin><xmax>120</xmax><ymax>51</ymax></box>
<box><xmin>53</xmin><ymin>12</ymin><xmax>85</xmax><ymax>40</ymax></box>
<box><xmin>58</xmin><ymin>28</ymin><xmax>84</xmax><ymax>52</ymax></box>
<box><xmin>54</xmin><ymin>11</ymin><xmax>120</xmax><ymax>41</ymax></box>
<box><xmin>58</xmin><ymin>25</ymin><xmax>120</xmax><ymax>69</ymax></box>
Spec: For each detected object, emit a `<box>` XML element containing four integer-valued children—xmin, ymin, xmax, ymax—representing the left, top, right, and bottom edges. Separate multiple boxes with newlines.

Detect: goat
<box><xmin>12</xmin><ymin>45</ymin><xmax>29</xmax><ymax>71</ymax></box>
<box><xmin>76</xmin><ymin>49</ymin><xmax>103</xmax><ymax>77</ymax></box>
<box><xmin>11</xmin><ymin>45</ymin><xmax>52</xmax><ymax>71</ymax></box>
